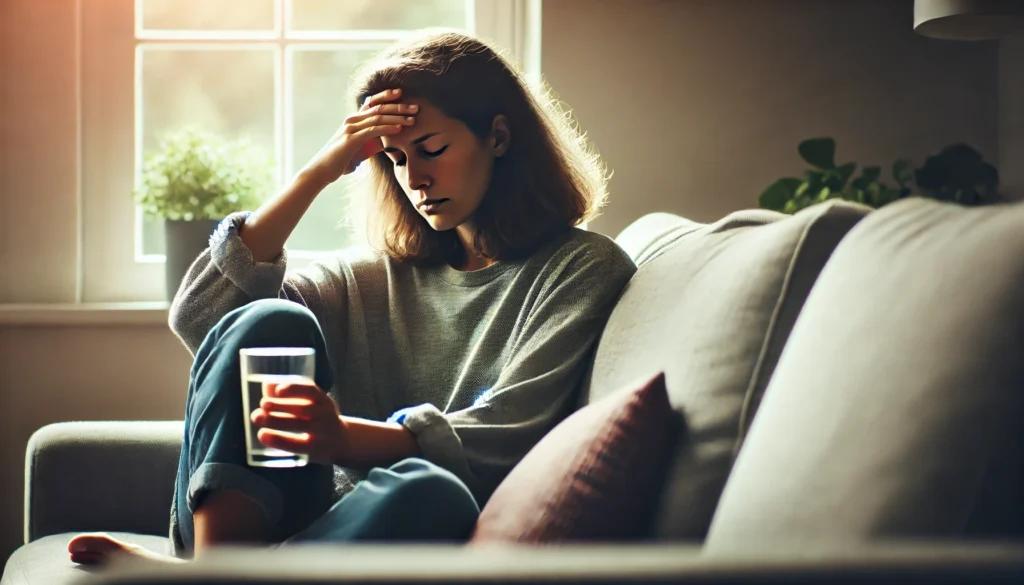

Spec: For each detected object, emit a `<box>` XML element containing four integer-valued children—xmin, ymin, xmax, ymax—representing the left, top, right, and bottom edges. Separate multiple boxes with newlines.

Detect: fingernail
<box><xmin>391</xmin><ymin>88</ymin><xmax>401</xmax><ymax>94</ymax></box>
<box><xmin>409</xmin><ymin>104</ymin><xmax>418</xmax><ymax>111</ymax></box>
<box><xmin>362</xmin><ymin>96</ymin><xmax>370</xmax><ymax>107</ymax></box>
<box><xmin>406</xmin><ymin>116</ymin><xmax>414</xmax><ymax>121</ymax></box>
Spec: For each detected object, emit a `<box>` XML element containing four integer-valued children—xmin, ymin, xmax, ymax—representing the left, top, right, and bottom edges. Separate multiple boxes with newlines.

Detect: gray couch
<box><xmin>4</xmin><ymin>198</ymin><xmax>1024</xmax><ymax>584</ymax></box>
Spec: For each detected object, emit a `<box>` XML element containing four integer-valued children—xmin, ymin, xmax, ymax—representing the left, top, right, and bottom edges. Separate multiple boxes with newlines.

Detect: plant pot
<box><xmin>164</xmin><ymin>219</ymin><xmax>220</xmax><ymax>301</ymax></box>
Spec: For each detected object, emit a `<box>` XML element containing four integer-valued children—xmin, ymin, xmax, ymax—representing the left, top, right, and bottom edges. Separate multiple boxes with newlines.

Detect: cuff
<box><xmin>209</xmin><ymin>211</ymin><xmax>289</xmax><ymax>299</ymax></box>
<box><xmin>187</xmin><ymin>462</ymin><xmax>284</xmax><ymax>526</ymax></box>
<box><xmin>387</xmin><ymin>404</ymin><xmax>476</xmax><ymax>491</ymax></box>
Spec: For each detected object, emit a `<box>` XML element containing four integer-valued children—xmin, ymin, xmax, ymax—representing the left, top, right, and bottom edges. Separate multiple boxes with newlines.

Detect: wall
<box><xmin>543</xmin><ymin>0</ymin><xmax>999</xmax><ymax>236</ymax></box>
<box><xmin>0</xmin><ymin>0</ymin><xmax>1005</xmax><ymax>564</ymax></box>
<box><xmin>999</xmin><ymin>33</ymin><xmax>1024</xmax><ymax>201</ymax></box>
<box><xmin>0</xmin><ymin>0</ymin><xmax>79</xmax><ymax>303</ymax></box>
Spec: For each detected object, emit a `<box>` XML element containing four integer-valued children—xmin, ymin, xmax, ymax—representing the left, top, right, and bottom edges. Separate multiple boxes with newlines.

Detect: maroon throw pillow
<box><xmin>470</xmin><ymin>371</ymin><xmax>678</xmax><ymax>543</ymax></box>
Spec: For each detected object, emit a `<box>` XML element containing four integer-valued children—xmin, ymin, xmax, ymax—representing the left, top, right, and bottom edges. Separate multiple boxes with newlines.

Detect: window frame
<box><xmin>80</xmin><ymin>0</ymin><xmax>542</xmax><ymax>303</ymax></box>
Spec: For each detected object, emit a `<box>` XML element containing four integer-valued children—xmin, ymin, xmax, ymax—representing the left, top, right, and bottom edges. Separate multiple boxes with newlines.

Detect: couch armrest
<box><xmin>85</xmin><ymin>542</ymin><xmax>1024</xmax><ymax>584</ymax></box>
<box><xmin>24</xmin><ymin>421</ymin><xmax>183</xmax><ymax>543</ymax></box>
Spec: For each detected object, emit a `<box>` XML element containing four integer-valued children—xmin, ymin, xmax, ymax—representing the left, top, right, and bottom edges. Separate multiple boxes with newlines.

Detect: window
<box><xmin>81</xmin><ymin>0</ymin><xmax>541</xmax><ymax>302</ymax></box>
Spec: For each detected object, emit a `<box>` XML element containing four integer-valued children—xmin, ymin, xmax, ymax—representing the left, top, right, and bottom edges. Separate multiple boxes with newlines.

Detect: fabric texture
<box><xmin>168</xmin><ymin>211</ymin><xmax>636</xmax><ymax>510</ymax></box>
<box><xmin>705</xmin><ymin>198</ymin><xmax>1024</xmax><ymax>550</ymax></box>
<box><xmin>613</xmin><ymin>212</ymin><xmax>703</xmax><ymax>267</ymax></box>
<box><xmin>23</xmin><ymin>421</ymin><xmax>182</xmax><ymax>544</ymax></box>
<box><xmin>469</xmin><ymin>371</ymin><xmax>677</xmax><ymax>543</ymax></box>
<box><xmin>586</xmin><ymin>200</ymin><xmax>870</xmax><ymax>540</ymax></box>
<box><xmin>169</xmin><ymin>300</ymin><xmax>478</xmax><ymax>557</ymax></box>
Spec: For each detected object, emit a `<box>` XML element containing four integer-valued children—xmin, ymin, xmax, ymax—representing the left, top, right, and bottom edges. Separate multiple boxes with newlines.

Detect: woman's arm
<box><xmin>169</xmin><ymin>89</ymin><xmax>416</xmax><ymax>354</ymax></box>
<box><xmin>334</xmin><ymin>417</ymin><xmax>420</xmax><ymax>468</ymax></box>
<box><xmin>238</xmin><ymin>171</ymin><xmax>328</xmax><ymax>263</ymax></box>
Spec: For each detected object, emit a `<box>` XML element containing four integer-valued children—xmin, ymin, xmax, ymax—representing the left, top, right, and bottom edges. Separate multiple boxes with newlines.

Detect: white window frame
<box><xmin>79</xmin><ymin>0</ymin><xmax>542</xmax><ymax>303</ymax></box>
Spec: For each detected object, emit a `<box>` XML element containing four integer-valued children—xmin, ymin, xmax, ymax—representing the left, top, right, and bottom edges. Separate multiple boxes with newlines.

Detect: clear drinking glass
<box><xmin>239</xmin><ymin>347</ymin><xmax>315</xmax><ymax>468</ymax></box>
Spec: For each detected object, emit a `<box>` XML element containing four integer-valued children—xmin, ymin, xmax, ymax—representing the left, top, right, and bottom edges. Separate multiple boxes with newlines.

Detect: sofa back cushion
<box><xmin>705</xmin><ymin>198</ymin><xmax>1024</xmax><ymax>550</ymax></box>
<box><xmin>585</xmin><ymin>200</ymin><xmax>869</xmax><ymax>539</ymax></box>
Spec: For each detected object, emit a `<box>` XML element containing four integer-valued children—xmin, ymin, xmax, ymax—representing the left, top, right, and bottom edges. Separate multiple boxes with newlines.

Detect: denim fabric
<box><xmin>175</xmin><ymin>299</ymin><xmax>479</xmax><ymax>553</ymax></box>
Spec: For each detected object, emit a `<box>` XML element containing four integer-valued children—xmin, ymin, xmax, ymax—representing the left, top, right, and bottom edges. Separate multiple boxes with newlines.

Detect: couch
<box><xmin>4</xmin><ymin>197</ymin><xmax>1023</xmax><ymax>584</ymax></box>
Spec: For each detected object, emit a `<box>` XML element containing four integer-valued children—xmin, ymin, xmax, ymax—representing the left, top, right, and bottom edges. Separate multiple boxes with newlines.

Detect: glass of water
<box><xmin>239</xmin><ymin>347</ymin><xmax>315</xmax><ymax>468</ymax></box>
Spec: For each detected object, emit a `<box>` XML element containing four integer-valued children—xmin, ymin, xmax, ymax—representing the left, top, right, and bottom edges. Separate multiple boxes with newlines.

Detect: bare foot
<box><xmin>67</xmin><ymin>532</ymin><xmax>185</xmax><ymax>565</ymax></box>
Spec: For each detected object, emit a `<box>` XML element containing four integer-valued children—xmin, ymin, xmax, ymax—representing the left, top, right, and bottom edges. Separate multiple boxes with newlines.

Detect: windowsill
<box><xmin>0</xmin><ymin>303</ymin><xmax>170</xmax><ymax>327</ymax></box>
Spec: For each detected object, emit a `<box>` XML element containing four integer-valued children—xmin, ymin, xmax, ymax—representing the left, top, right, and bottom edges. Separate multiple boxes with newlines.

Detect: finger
<box><xmin>260</xmin><ymin>397</ymin><xmax>315</xmax><ymax>418</ymax></box>
<box><xmin>250</xmin><ymin>404</ymin><xmax>312</xmax><ymax>427</ymax></box>
<box><xmin>362</xmin><ymin>88</ymin><xmax>403</xmax><ymax>110</ymax></box>
<box><xmin>257</xmin><ymin>428</ymin><xmax>311</xmax><ymax>453</ymax></box>
<box><xmin>273</xmin><ymin>382</ymin><xmax>324</xmax><ymax>402</ymax></box>
<box><xmin>346</xmin><ymin>112</ymin><xmax>416</xmax><ymax>133</ymax></box>
<box><xmin>256</xmin><ymin>411</ymin><xmax>313</xmax><ymax>434</ymax></box>
<box><xmin>355</xmin><ymin>102</ymin><xmax>418</xmax><ymax>118</ymax></box>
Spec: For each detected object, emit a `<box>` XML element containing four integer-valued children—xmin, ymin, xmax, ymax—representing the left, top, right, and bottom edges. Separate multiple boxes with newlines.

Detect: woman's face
<box><xmin>380</xmin><ymin>99</ymin><xmax>507</xmax><ymax>233</ymax></box>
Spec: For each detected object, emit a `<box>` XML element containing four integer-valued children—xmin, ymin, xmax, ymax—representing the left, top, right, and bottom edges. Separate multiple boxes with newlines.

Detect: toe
<box><xmin>68</xmin><ymin>532</ymin><xmax>125</xmax><ymax>554</ymax></box>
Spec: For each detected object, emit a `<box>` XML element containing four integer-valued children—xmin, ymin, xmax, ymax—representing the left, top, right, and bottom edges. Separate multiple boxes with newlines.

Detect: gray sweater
<box><xmin>167</xmin><ymin>211</ymin><xmax>636</xmax><ymax>547</ymax></box>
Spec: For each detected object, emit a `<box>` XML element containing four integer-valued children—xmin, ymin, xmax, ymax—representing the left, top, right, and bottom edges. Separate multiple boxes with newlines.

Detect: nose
<box><xmin>403</xmin><ymin>159</ymin><xmax>431</xmax><ymax>192</ymax></box>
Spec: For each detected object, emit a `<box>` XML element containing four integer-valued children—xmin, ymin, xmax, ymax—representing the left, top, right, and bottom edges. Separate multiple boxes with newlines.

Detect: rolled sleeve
<box><xmin>187</xmin><ymin>462</ymin><xmax>284</xmax><ymax>526</ymax></box>
<box><xmin>387</xmin><ymin>404</ymin><xmax>476</xmax><ymax>494</ymax></box>
<box><xmin>209</xmin><ymin>211</ymin><xmax>289</xmax><ymax>299</ymax></box>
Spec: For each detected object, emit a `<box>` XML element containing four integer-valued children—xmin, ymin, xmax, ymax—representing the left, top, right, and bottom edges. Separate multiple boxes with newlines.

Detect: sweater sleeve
<box><xmin>387</xmin><ymin>239</ymin><xmax>637</xmax><ymax>501</ymax></box>
<box><xmin>168</xmin><ymin>211</ymin><xmax>347</xmax><ymax>356</ymax></box>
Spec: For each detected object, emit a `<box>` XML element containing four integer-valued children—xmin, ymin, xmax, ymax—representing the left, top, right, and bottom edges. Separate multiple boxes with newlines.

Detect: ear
<box><xmin>489</xmin><ymin>114</ymin><xmax>511</xmax><ymax>158</ymax></box>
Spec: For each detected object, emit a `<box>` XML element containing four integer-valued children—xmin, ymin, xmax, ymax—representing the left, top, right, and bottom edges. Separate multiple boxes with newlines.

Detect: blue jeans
<box><xmin>174</xmin><ymin>299</ymin><xmax>480</xmax><ymax>553</ymax></box>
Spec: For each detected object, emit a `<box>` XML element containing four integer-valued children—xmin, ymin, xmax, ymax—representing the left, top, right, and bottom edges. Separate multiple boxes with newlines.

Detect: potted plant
<box><xmin>135</xmin><ymin>125</ymin><xmax>273</xmax><ymax>299</ymax></box>
<box><xmin>759</xmin><ymin>137</ymin><xmax>1000</xmax><ymax>213</ymax></box>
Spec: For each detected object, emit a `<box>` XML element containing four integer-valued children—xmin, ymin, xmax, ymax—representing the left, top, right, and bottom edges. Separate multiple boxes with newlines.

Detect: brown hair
<box><xmin>347</xmin><ymin>30</ymin><xmax>608</xmax><ymax>266</ymax></box>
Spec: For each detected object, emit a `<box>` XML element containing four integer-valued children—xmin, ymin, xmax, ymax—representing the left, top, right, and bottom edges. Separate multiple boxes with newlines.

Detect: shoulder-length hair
<box><xmin>347</xmin><ymin>30</ymin><xmax>608</xmax><ymax>266</ymax></box>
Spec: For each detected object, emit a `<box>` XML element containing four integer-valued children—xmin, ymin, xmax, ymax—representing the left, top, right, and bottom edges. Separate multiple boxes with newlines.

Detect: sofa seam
<box><xmin>731</xmin><ymin>205</ymin><xmax>829</xmax><ymax>462</ymax></box>
<box><xmin>635</xmin><ymin>225</ymin><xmax>704</xmax><ymax>267</ymax></box>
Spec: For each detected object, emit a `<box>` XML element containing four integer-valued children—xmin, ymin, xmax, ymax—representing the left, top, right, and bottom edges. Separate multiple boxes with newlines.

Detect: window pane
<box><xmin>139</xmin><ymin>48</ymin><xmax>276</xmax><ymax>255</ymax></box>
<box><xmin>140</xmin><ymin>0</ymin><xmax>276</xmax><ymax>31</ymax></box>
<box><xmin>289</xmin><ymin>0</ymin><xmax>468</xmax><ymax>31</ymax></box>
<box><xmin>288</xmin><ymin>47</ymin><xmax>383</xmax><ymax>252</ymax></box>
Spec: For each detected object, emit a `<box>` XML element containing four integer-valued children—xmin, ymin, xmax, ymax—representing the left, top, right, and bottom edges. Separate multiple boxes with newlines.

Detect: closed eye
<box><xmin>392</xmin><ymin>145</ymin><xmax>448</xmax><ymax>167</ymax></box>
<box><xmin>423</xmin><ymin>145</ymin><xmax>448</xmax><ymax>158</ymax></box>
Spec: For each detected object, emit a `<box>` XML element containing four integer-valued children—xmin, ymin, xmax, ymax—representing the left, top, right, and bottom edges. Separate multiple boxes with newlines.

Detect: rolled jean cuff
<box><xmin>187</xmin><ymin>462</ymin><xmax>284</xmax><ymax>526</ymax></box>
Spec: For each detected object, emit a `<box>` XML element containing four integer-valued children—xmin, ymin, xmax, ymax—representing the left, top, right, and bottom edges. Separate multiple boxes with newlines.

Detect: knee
<box><xmin>389</xmin><ymin>458</ymin><xmax>479</xmax><ymax>518</ymax></box>
<box><xmin>219</xmin><ymin>299</ymin><xmax>320</xmax><ymax>345</ymax></box>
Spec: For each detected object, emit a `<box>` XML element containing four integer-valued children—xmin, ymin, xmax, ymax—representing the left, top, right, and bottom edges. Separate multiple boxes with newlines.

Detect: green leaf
<box><xmin>892</xmin><ymin>158</ymin><xmax>914</xmax><ymax>187</ymax></box>
<box><xmin>759</xmin><ymin>178</ymin><xmax>797</xmax><ymax>211</ymax></box>
<box><xmin>835</xmin><ymin>162</ymin><xmax>857</xmax><ymax>186</ymax></box>
<box><xmin>850</xmin><ymin>166</ymin><xmax>881</xmax><ymax>192</ymax></box>
<box><xmin>798</xmin><ymin>137</ymin><xmax>836</xmax><ymax>170</ymax></box>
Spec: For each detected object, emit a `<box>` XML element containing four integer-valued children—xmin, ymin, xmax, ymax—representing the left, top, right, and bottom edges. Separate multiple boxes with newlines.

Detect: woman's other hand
<box><xmin>251</xmin><ymin>380</ymin><xmax>348</xmax><ymax>465</ymax></box>
<box><xmin>299</xmin><ymin>88</ymin><xmax>418</xmax><ymax>186</ymax></box>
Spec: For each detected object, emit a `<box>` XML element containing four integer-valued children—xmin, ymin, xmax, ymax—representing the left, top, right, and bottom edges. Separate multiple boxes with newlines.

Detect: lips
<box><xmin>418</xmin><ymin>198</ymin><xmax>449</xmax><ymax>211</ymax></box>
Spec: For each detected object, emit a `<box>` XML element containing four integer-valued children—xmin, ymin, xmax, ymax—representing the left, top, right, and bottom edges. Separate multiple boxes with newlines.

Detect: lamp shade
<box><xmin>914</xmin><ymin>0</ymin><xmax>1024</xmax><ymax>40</ymax></box>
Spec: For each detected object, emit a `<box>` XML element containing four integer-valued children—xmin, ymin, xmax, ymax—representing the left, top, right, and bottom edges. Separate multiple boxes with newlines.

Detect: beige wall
<box><xmin>999</xmin><ymin>33</ymin><xmax>1024</xmax><ymax>201</ymax></box>
<box><xmin>544</xmin><ymin>0</ymin><xmax>999</xmax><ymax>236</ymax></box>
<box><xmin>0</xmin><ymin>0</ymin><xmax>79</xmax><ymax>303</ymax></box>
<box><xmin>0</xmin><ymin>0</ymin><xmax>1007</xmax><ymax>564</ymax></box>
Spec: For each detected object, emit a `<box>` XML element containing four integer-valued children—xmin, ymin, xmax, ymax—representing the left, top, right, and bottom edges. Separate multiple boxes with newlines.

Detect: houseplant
<box><xmin>135</xmin><ymin>125</ymin><xmax>273</xmax><ymax>299</ymax></box>
<box><xmin>759</xmin><ymin>137</ymin><xmax>1000</xmax><ymax>214</ymax></box>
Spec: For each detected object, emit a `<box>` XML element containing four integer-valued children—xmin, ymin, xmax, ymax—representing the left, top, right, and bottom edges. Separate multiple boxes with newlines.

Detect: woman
<box><xmin>69</xmin><ymin>30</ymin><xmax>636</xmax><ymax>564</ymax></box>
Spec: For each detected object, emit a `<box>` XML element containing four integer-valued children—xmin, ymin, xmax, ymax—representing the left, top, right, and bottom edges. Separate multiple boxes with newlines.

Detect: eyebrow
<box><xmin>383</xmin><ymin>132</ymin><xmax>440</xmax><ymax>153</ymax></box>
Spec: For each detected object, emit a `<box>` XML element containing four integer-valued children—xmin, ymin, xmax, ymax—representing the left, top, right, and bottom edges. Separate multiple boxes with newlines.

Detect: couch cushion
<box><xmin>588</xmin><ymin>201</ymin><xmax>869</xmax><ymax>540</ymax></box>
<box><xmin>705</xmin><ymin>198</ymin><xmax>1024</xmax><ymax>550</ymax></box>
<box><xmin>613</xmin><ymin>212</ymin><xmax>703</xmax><ymax>267</ymax></box>
<box><xmin>470</xmin><ymin>372</ymin><xmax>677</xmax><ymax>543</ymax></box>
<box><xmin>1</xmin><ymin>532</ymin><xmax>168</xmax><ymax>585</ymax></box>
